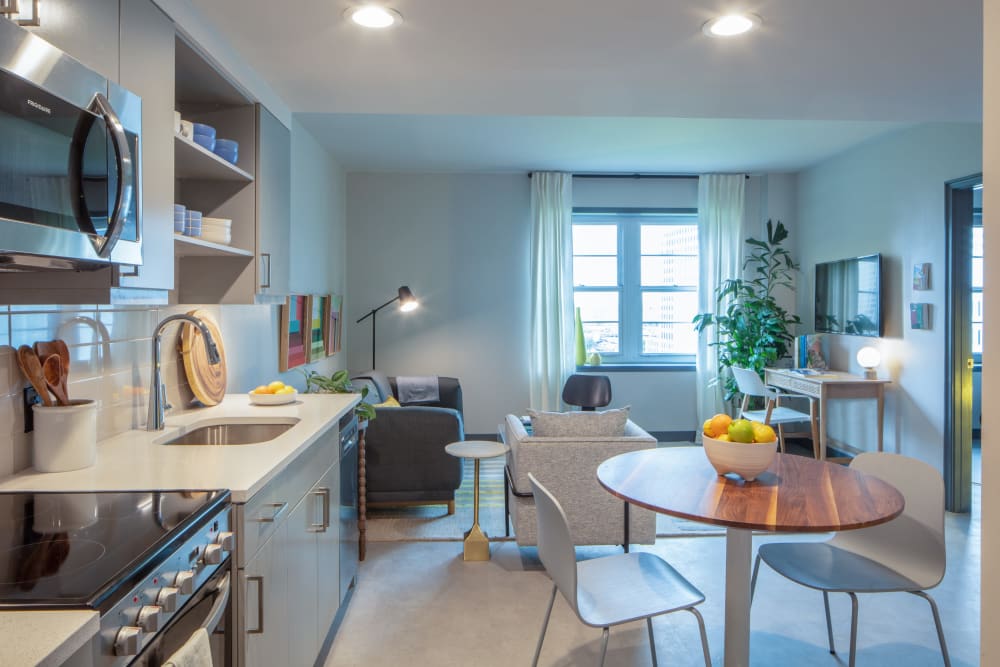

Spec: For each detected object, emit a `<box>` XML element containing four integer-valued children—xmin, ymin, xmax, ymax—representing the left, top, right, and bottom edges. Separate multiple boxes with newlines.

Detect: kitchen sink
<box><xmin>161</xmin><ymin>418</ymin><xmax>300</xmax><ymax>446</ymax></box>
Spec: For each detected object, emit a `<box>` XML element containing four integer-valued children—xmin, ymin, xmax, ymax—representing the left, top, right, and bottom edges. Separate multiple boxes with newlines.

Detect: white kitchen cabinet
<box><xmin>316</xmin><ymin>461</ymin><xmax>342</xmax><ymax>635</ymax></box>
<box><xmin>241</xmin><ymin>522</ymin><xmax>290</xmax><ymax>667</ymax></box>
<box><xmin>255</xmin><ymin>105</ymin><xmax>292</xmax><ymax>298</ymax></box>
<box><xmin>286</xmin><ymin>488</ymin><xmax>320</xmax><ymax>666</ymax></box>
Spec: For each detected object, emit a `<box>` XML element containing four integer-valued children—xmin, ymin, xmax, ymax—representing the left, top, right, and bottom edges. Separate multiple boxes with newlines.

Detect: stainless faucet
<box><xmin>147</xmin><ymin>314</ymin><xmax>221</xmax><ymax>431</ymax></box>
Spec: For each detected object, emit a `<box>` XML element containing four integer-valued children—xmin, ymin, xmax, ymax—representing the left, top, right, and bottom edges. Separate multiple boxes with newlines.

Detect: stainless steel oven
<box><xmin>0</xmin><ymin>18</ymin><xmax>142</xmax><ymax>271</ymax></box>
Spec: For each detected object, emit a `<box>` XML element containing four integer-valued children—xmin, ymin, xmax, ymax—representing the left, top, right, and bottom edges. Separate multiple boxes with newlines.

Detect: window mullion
<box><xmin>621</xmin><ymin>217</ymin><xmax>640</xmax><ymax>362</ymax></box>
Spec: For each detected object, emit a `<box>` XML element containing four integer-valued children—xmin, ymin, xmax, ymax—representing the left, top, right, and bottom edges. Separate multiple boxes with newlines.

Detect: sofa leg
<box><xmin>447</xmin><ymin>500</ymin><xmax>456</xmax><ymax>515</ymax></box>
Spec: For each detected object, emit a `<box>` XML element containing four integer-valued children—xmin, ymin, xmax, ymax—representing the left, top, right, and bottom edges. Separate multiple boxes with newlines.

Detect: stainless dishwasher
<box><xmin>339</xmin><ymin>412</ymin><xmax>359</xmax><ymax>602</ymax></box>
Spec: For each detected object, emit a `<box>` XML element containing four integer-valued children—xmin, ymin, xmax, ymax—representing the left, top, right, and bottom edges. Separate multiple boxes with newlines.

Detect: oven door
<box><xmin>131</xmin><ymin>564</ymin><xmax>232</xmax><ymax>667</ymax></box>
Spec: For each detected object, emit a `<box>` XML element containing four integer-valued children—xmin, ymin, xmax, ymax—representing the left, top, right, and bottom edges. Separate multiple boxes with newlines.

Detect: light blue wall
<box><xmin>795</xmin><ymin>122</ymin><xmax>982</xmax><ymax>468</ymax></box>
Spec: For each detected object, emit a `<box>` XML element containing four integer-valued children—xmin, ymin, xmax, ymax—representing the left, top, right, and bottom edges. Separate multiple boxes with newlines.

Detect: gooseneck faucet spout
<box><xmin>147</xmin><ymin>314</ymin><xmax>221</xmax><ymax>431</ymax></box>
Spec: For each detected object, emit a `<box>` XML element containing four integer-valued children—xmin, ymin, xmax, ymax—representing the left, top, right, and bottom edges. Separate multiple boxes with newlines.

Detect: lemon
<box><xmin>707</xmin><ymin>413</ymin><xmax>732</xmax><ymax>438</ymax></box>
<box><xmin>728</xmin><ymin>419</ymin><xmax>755</xmax><ymax>443</ymax></box>
<box><xmin>267</xmin><ymin>381</ymin><xmax>285</xmax><ymax>393</ymax></box>
<box><xmin>251</xmin><ymin>385</ymin><xmax>270</xmax><ymax>395</ymax></box>
<box><xmin>715</xmin><ymin>434</ymin><xmax>730</xmax><ymax>442</ymax></box>
<box><xmin>703</xmin><ymin>418</ymin><xmax>713</xmax><ymax>436</ymax></box>
<box><xmin>276</xmin><ymin>386</ymin><xmax>296</xmax><ymax>395</ymax></box>
<box><xmin>751</xmin><ymin>422</ymin><xmax>777</xmax><ymax>444</ymax></box>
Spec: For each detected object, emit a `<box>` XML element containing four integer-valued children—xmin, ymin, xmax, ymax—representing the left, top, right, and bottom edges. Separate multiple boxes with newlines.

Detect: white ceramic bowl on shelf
<box><xmin>248</xmin><ymin>389</ymin><xmax>298</xmax><ymax>405</ymax></box>
<box><xmin>702</xmin><ymin>434</ymin><xmax>777</xmax><ymax>481</ymax></box>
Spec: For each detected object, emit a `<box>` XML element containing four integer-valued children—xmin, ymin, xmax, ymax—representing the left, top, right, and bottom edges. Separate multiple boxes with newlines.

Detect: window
<box><xmin>572</xmin><ymin>210</ymin><xmax>698</xmax><ymax>365</ymax></box>
<box><xmin>973</xmin><ymin>210</ymin><xmax>983</xmax><ymax>359</ymax></box>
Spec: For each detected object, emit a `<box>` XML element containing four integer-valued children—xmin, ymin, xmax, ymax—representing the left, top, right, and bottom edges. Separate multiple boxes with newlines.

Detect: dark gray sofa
<box><xmin>351</xmin><ymin>371</ymin><xmax>465</xmax><ymax>513</ymax></box>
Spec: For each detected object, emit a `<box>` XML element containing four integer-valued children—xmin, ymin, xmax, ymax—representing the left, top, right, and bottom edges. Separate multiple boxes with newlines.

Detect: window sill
<box><xmin>575</xmin><ymin>364</ymin><xmax>695</xmax><ymax>373</ymax></box>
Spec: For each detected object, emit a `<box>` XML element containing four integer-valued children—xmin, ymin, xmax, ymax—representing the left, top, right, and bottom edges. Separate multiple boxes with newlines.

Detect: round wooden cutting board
<box><xmin>180</xmin><ymin>309</ymin><xmax>227</xmax><ymax>406</ymax></box>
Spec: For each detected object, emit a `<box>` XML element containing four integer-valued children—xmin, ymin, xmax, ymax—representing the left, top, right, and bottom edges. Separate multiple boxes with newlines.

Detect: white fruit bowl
<box><xmin>702</xmin><ymin>435</ymin><xmax>778</xmax><ymax>481</ymax></box>
<box><xmin>248</xmin><ymin>389</ymin><xmax>298</xmax><ymax>405</ymax></box>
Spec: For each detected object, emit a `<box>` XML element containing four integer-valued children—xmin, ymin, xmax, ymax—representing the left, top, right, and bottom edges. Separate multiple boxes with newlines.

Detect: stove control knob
<box><xmin>156</xmin><ymin>586</ymin><xmax>179</xmax><ymax>613</ymax></box>
<box><xmin>114</xmin><ymin>626</ymin><xmax>143</xmax><ymax>656</ymax></box>
<box><xmin>135</xmin><ymin>605</ymin><xmax>161</xmax><ymax>632</ymax></box>
<box><xmin>203</xmin><ymin>543</ymin><xmax>223</xmax><ymax>565</ymax></box>
<box><xmin>173</xmin><ymin>570</ymin><xmax>195</xmax><ymax>595</ymax></box>
<box><xmin>216</xmin><ymin>531</ymin><xmax>234</xmax><ymax>552</ymax></box>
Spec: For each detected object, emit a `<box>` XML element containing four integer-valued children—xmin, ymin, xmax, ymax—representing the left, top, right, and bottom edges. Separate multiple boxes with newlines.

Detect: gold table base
<box><xmin>463</xmin><ymin>458</ymin><xmax>491</xmax><ymax>561</ymax></box>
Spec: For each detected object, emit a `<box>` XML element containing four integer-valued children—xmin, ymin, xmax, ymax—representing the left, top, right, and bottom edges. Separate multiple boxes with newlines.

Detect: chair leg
<box><xmin>750</xmin><ymin>554</ymin><xmax>762</xmax><ymax>603</ymax></box>
<box><xmin>777</xmin><ymin>423</ymin><xmax>787</xmax><ymax>454</ymax></box>
<box><xmin>646</xmin><ymin>617</ymin><xmax>658</xmax><ymax>667</ymax></box>
<box><xmin>447</xmin><ymin>500</ymin><xmax>455</xmax><ymax>515</ymax></box>
<box><xmin>809</xmin><ymin>399</ymin><xmax>821</xmax><ymax>459</ymax></box>
<box><xmin>686</xmin><ymin>607</ymin><xmax>712</xmax><ymax>667</ymax></box>
<box><xmin>910</xmin><ymin>591</ymin><xmax>952</xmax><ymax>667</ymax></box>
<box><xmin>598</xmin><ymin>627</ymin><xmax>610</xmax><ymax>667</ymax></box>
<box><xmin>847</xmin><ymin>592</ymin><xmax>859</xmax><ymax>667</ymax></box>
<box><xmin>823</xmin><ymin>591</ymin><xmax>836</xmax><ymax>654</ymax></box>
<box><xmin>532</xmin><ymin>585</ymin><xmax>557</xmax><ymax>667</ymax></box>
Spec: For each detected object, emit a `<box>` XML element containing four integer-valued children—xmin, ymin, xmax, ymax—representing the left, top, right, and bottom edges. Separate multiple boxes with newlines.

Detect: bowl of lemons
<box><xmin>248</xmin><ymin>380</ymin><xmax>298</xmax><ymax>405</ymax></box>
<box><xmin>701</xmin><ymin>413</ymin><xmax>778</xmax><ymax>481</ymax></box>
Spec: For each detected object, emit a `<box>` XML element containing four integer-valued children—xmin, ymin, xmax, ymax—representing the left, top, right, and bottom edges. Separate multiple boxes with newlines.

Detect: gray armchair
<box><xmin>351</xmin><ymin>371</ymin><xmax>464</xmax><ymax>513</ymax></box>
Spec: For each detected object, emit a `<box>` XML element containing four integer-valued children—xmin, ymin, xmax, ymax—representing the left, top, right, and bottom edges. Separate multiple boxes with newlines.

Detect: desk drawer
<box><xmin>768</xmin><ymin>374</ymin><xmax>821</xmax><ymax>398</ymax></box>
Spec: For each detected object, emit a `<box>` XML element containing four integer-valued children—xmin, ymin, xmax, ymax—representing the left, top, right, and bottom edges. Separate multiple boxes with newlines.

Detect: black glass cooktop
<box><xmin>0</xmin><ymin>490</ymin><xmax>228</xmax><ymax>612</ymax></box>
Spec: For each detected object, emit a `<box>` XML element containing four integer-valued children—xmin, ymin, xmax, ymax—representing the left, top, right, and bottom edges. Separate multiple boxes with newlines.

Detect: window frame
<box><xmin>572</xmin><ymin>207</ymin><xmax>698</xmax><ymax>367</ymax></box>
<box><xmin>973</xmin><ymin>208</ymin><xmax>983</xmax><ymax>362</ymax></box>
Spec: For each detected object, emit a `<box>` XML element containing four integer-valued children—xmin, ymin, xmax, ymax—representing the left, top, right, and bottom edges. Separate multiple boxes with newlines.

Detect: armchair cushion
<box><xmin>528</xmin><ymin>406</ymin><xmax>630</xmax><ymax>437</ymax></box>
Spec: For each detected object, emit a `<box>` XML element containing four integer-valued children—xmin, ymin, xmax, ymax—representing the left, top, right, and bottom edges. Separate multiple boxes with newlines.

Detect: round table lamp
<box><xmin>857</xmin><ymin>346</ymin><xmax>881</xmax><ymax>379</ymax></box>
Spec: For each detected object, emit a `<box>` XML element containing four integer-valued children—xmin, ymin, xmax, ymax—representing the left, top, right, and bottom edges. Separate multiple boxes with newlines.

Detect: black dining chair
<box><xmin>562</xmin><ymin>374</ymin><xmax>612</xmax><ymax>411</ymax></box>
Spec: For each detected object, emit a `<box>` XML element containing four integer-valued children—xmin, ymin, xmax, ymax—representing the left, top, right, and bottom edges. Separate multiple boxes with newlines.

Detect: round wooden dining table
<box><xmin>596</xmin><ymin>447</ymin><xmax>904</xmax><ymax>667</ymax></box>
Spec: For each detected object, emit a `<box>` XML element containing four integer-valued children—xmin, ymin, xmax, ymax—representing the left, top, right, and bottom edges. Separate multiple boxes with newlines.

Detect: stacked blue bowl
<box><xmin>192</xmin><ymin>123</ymin><xmax>216</xmax><ymax>152</ymax></box>
<box><xmin>214</xmin><ymin>138</ymin><xmax>239</xmax><ymax>165</ymax></box>
<box><xmin>173</xmin><ymin>204</ymin><xmax>186</xmax><ymax>233</ymax></box>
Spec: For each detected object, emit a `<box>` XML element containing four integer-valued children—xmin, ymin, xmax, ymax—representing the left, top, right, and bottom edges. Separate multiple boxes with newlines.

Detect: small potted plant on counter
<box><xmin>300</xmin><ymin>369</ymin><xmax>377</xmax><ymax>425</ymax></box>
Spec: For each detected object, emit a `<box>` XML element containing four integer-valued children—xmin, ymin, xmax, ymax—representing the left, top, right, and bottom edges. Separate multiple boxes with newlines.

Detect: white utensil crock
<box><xmin>32</xmin><ymin>400</ymin><xmax>98</xmax><ymax>473</ymax></box>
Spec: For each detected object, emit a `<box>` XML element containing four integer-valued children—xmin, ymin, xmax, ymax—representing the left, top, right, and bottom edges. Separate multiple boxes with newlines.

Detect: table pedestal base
<box><xmin>724</xmin><ymin>527</ymin><xmax>752</xmax><ymax>667</ymax></box>
<box><xmin>463</xmin><ymin>523</ymin><xmax>490</xmax><ymax>561</ymax></box>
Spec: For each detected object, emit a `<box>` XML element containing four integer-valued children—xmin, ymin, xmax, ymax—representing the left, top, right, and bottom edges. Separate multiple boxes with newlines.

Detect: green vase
<box><xmin>574</xmin><ymin>307</ymin><xmax>586</xmax><ymax>366</ymax></box>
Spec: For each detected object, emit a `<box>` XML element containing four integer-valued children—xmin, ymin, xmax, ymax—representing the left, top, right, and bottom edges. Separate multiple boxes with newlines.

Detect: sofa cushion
<box><xmin>527</xmin><ymin>406</ymin><xmax>630</xmax><ymax>437</ymax></box>
<box><xmin>374</xmin><ymin>395</ymin><xmax>401</xmax><ymax>408</ymax></box>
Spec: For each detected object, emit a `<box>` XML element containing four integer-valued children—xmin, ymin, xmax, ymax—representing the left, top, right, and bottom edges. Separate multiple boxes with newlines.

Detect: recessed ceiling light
<box><xmin>702</xmin><ymin>13</ymin><xmax>761</xmax><ymax>37</ymax></box>
<box><xmin>347</xmin><ymin>5</ymin><xmax>402</xmax><ymax>29</ymax></box>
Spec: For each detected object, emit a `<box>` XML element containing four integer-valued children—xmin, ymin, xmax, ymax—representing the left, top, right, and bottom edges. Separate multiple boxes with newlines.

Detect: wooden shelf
<box><xmin>174</xmin><ymin>134</ymin><xmax>254</xmax><ymax>182</ymax></box>
<box><xmin>174</xmin><ymin>234</ymin><xmax>254</xmax><ymax>258</ymax></box>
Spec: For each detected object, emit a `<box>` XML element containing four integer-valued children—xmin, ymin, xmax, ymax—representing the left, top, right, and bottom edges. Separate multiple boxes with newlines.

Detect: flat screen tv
<box><xmin>814</xmin><ymin>253</ymin><xmax>882</xmax><ymax>337</ymax></box>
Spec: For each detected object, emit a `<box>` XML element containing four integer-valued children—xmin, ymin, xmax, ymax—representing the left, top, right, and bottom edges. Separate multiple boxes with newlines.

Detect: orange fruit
<box><xmin>706</xmin><ymin>413</ymin><xmax>732</xmax><ymax>438</ymax></box>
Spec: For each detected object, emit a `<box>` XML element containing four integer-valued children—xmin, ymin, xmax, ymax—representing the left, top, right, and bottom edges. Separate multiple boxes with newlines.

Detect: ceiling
<box><xmin>189</xmin><ymin>0</ymin><xmax>982</xmax><ymax>171</ymax></box>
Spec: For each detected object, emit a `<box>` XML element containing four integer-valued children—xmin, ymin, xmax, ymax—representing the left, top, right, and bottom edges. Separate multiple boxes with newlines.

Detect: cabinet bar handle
<box><xmin>308</xmin><ymin>488</ymin><xmax>331</xmax><ymax>532</ymax></box>
<box><xmin>259</xmin><ymin>252</ymin><xmax>271</xmax><ymax>289</ymax></box>
<box><xmin>255</xmin><ymin>501</ymin><xmax>287</xmax><ymax>523</ymax></box>
<box><xmin>247</xmin><ymin>575</ymin><xmax>265</xmax><ymax>634</ymax></box>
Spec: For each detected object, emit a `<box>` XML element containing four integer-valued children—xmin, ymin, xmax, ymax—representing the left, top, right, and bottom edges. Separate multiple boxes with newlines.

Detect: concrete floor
<box><xmin>325</xmin><ymin>492</ymin><xmax>980</xmax><ymax>667</ymax></box>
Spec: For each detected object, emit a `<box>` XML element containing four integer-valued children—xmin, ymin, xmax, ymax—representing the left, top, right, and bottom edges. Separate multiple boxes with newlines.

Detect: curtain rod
<box><xmin>527</xmin><ymin>173</ymin><xmax>749</xmax><ymax>180</ymax></box>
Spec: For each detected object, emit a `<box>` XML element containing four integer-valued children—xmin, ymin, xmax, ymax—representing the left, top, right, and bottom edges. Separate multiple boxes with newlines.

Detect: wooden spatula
<box><xmin>16</xmin><ymin>346</ymin><xmax>52</xmax><ymax>407</ymax></box>
<box><xmin>42</xmin><ymin>355</ymin><xmax>70</xmax><ymax>406</ymax></box>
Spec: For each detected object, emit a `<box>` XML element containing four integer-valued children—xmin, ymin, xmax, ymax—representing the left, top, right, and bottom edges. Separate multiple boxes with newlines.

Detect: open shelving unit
<box><xmin>174</xmin><ymin>234</ymin><xmax>255</xmax><ymax>258</ymax></box>
<box><xmin>174</xmin><ymin>134</ymin><xmax>254</xmax><ymax>182</ymax></box>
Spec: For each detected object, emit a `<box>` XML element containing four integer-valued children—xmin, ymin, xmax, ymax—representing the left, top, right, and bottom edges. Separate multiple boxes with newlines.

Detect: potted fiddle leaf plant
<box><xmin>301</xmin><ymin>369</ymin><xmax>377</xmax><ymax>424</ymax></box>
<box><xmin>693</xmin><ymin>219</ymin><xmax>801</xmax><ymax>403</ymax></box>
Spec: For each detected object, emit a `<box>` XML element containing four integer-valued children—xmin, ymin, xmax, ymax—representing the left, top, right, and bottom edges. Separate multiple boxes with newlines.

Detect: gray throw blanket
<box><xmin>396</xmin><ymin>376</ymin><xmax>440</xmax><ymax>403</ymax></box>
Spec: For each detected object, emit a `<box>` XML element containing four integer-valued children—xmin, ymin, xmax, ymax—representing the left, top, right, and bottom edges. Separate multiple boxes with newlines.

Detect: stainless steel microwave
<box><xmin>0</xmin><ymin>18</ymin><xmax>142</xmax><ymax>271</ymax></box>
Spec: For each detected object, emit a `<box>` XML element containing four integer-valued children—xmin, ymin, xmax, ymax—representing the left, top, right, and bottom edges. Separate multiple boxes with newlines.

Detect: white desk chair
<box><xmin>732</xmin><ymin>366</ymin><xmax>819</xmax><ymax>455</ymax></box>
<box><xmin>528</xmin><ymin>474</ymin><xmax>711</xmax><ymax>667</ymax></box>
<box><xmin>750</xmin><ymin>452</ymin><xmax>950</xmax><ymax>667</ymax></box>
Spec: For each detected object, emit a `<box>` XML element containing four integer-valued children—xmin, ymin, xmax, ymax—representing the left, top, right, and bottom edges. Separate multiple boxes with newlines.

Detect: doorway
<box><xmin>945</xmin><ymin>173</ymin><xmax>982</xmax><ymax>513</ymax></box>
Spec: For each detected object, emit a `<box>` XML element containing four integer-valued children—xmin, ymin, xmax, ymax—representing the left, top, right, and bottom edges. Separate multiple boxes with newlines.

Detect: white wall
<box><xmin>795</xmin><ymin>123</ymin><xmax>982</xmax><ymax>467</ymax></box>
<box><xmin>981</xmin><ymin>1</ymin><xmax>998</xmax><ymax>662</ymax></box>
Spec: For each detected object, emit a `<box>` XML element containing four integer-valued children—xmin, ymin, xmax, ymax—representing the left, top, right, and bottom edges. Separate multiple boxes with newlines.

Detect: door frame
<box><xmin>944</xmin><ymin>173</ymin><xmax>981</xmax><ymax>513</ymax></box>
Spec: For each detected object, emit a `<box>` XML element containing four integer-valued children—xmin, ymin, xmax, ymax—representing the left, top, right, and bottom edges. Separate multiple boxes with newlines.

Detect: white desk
<box><xmin>764</xmin><ymin>369</ymin><xmax>890</xmax><ymax>460</ymax></box>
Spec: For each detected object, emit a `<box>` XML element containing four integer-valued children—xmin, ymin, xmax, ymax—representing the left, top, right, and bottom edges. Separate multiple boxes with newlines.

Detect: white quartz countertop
<box><xmin>0</xmin><ymin>610</ymin><xmax>99</xmax><ymax>666</ymax></box>
<box><xmin>0</xmin><ymin>393</ymin><xmax>360</xmax><ymax>502</ymax></box>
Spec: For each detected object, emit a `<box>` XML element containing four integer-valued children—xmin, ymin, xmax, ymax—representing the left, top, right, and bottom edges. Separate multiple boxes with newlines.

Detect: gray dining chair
<box><xmin>528</xmin><ymin>473</ymin><xmax>711</xmax><ymax>667</ymax></box>
<box><xmin>732</xmin><ymin>366</ymin><xmax>819</xmax><ymax>455</ymax></box>
<box><xmin>750</xmin><ymin>452</ymin><xmax>950</xmax><ymax>667</ymax></box>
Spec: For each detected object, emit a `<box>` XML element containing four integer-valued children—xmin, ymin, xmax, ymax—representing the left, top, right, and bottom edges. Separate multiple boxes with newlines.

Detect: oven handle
<box><xmin>199</xmin><ymin>571</ymin><xmax>231</xmax><ymax>633</ymax></box>
<box><xmin>88</xmin><ymin>92</ymin><xmax>133</xmax><ymax>258</ymax></box>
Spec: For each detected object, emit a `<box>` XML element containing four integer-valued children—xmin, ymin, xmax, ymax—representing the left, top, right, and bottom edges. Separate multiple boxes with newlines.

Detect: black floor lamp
<box><xmin>356</xmin><ymin>285</ymin><xmax>419</xmax><ymax>370</ymax></box>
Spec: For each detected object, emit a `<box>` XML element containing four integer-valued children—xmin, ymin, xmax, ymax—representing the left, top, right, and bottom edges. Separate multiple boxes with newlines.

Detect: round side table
<box><xmin>445</xmin><ymin>440</ymin><xmax>509</xmax><ymax>561</ymax></box>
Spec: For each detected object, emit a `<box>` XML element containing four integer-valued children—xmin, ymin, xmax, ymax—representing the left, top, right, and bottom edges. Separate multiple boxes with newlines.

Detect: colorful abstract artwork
<box><xmin>279</xmin><ymin>295</ymin><xmax>308</xmax><ymax>371</ymax></box>
<box><xmin>324</xmin><ymin>294</ymin><xmax>343</xmax><ymax>356</ymax></box>
<box><xmin>306</xmin><ymin>295</ymin><xmax>327</xmax><ymax>362</ymax></box>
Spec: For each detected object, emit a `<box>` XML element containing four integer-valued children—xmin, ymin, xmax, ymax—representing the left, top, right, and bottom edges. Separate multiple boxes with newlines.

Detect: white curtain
<box><xmin>529</xmin><ymin>172</ymin><xmax>575</xmax><ymax>410</ymax></box>
<box><xmin>696</xmin><ymin>174</ymin><xmax>746</xmax><ymax>426</ymax></box>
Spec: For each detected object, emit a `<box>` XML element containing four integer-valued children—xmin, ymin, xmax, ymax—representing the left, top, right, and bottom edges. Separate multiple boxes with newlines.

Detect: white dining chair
<box><xmin>731</xmin><ymin>366</ymin><xmax>819</xmax><ymax>455</ymax></box>
<box><xmin>528</xmin><ymin>473</ymin><xmax>711</xmax><ymax>667</ymax></box>
<box><xmin>750</xmin><ymin>452</ymin><xmax>950</xmax><ymax>667</ymax></box>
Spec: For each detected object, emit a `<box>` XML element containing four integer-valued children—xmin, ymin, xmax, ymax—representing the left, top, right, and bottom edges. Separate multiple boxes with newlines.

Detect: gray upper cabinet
<box><xmin>256</xmin><ymin>105</ymin><xmax>291</xmax><ymax>298</ymax></box>
<box><xmin>117</xmin><ymin>0</ymin><xmax>175</xmax><ymax>291</ymax></box>
<box><xmin>27</xmin><ymin>0</ymin><xmax>119</xmax><ymax>80</ymax></box>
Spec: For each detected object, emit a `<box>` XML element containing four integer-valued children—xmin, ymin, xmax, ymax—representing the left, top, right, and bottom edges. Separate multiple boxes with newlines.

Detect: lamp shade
<box><xmin>857</xmin><ymin>346</ymin><xmax>881</xmax><ymax>379</ymax></box>
<box><xmin>398</xmin><ymin>286</ymin><xmax>418</xmax><ymax>312</ymax></box>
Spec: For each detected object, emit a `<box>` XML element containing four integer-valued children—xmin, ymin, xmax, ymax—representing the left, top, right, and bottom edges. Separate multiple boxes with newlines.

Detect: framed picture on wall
<box><xmin>279</xmin><ymin>295</ymin><xmax>308</xmax><ymax>371</ymax></box>
<box><xmin>324</xmin><ymin>294</ymin><xmax>343</xmax><ymax>356</ymax></box>
<box><xmin>306</xmin><ymin>295</ymin><xmax>327</xmax><ymax>362</ymax></box>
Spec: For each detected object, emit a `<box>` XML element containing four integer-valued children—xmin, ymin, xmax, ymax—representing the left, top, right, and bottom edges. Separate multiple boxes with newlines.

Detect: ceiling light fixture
<box><xmin>702</xmin><ymin>13</ymin><xmax>760</xmax><ymax>37</ymax></box>
<box><xmin>347</xmin><ymin>5</ymin><xmax>402</xmax><ymax>29</ymax></box>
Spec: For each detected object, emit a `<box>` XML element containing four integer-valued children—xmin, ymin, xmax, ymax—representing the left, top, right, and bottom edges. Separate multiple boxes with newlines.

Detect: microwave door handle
<box><xmin>199</xmin><ymin>571</ymin><xmax>232</xmax><ymax>633</ymax></box>
<box><xmin>88</xmin><ymin>93</ymin><xmax>133</xmax><ymax>258</ymax></box>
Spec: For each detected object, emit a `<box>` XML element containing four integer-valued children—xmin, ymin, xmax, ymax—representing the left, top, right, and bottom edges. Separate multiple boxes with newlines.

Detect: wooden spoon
<box><xmin>42</xmin><ymin>355</ymin><xmax>70</xmax><ymax>406</ymax></box>
<box><xmin>16</xmin><ymin>346</ymin><xmax>52</xmax><ymax>406</ymax></box>
<box><xmin>34</xmin><ymin>341</ymin><xmax>58</xmax><ymax>365</ymax></box>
